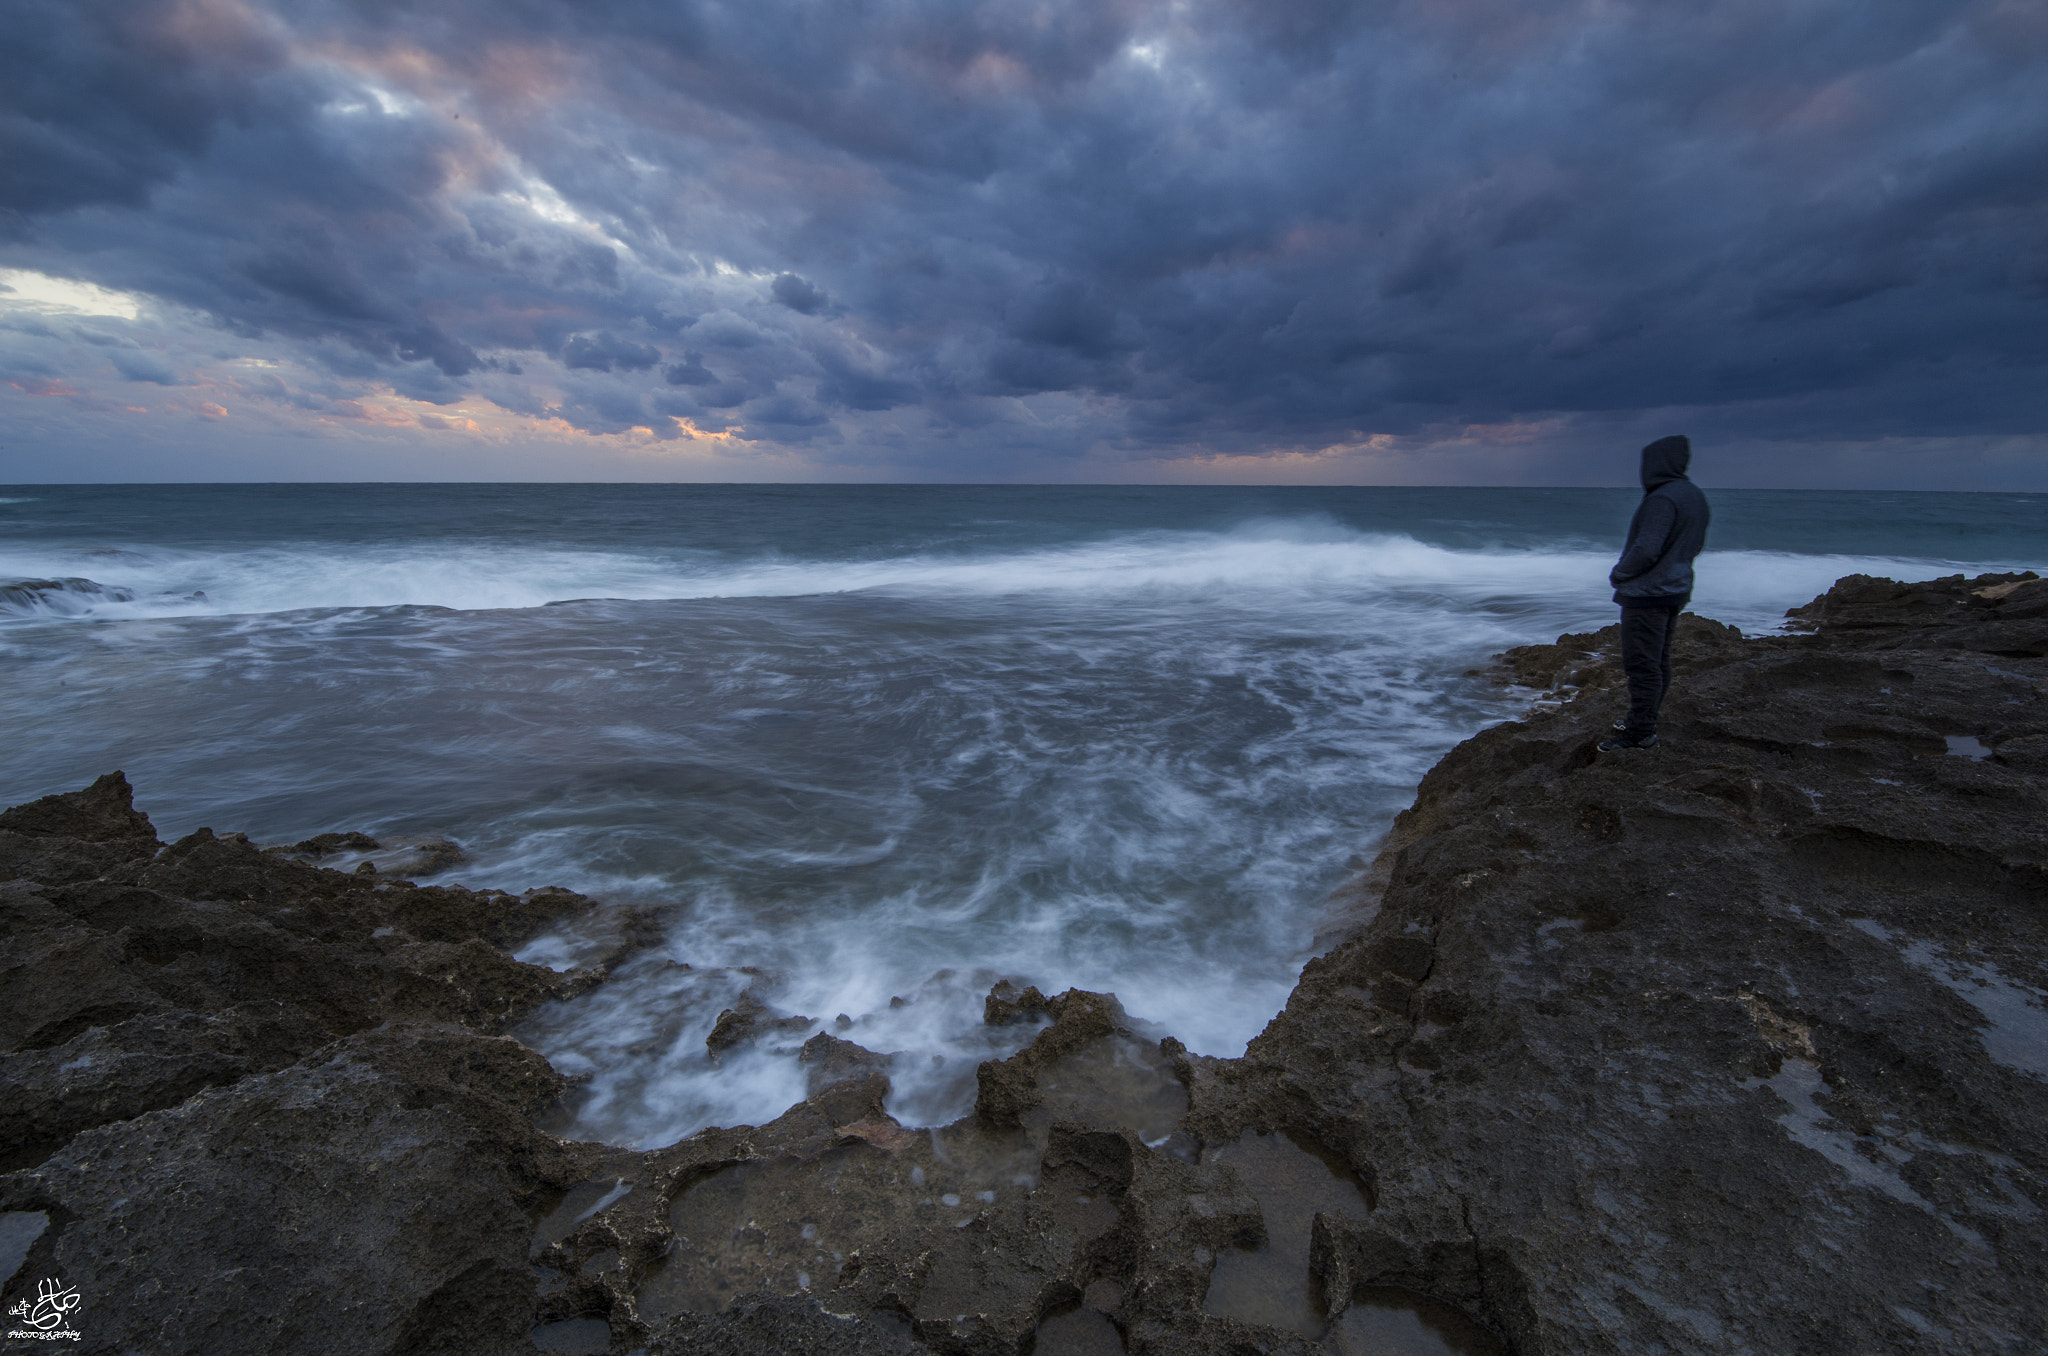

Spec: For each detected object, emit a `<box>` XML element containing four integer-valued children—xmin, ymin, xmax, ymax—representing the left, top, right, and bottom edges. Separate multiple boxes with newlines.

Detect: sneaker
<box><xmin>1598</xmin><ymin>732</ymin><xmax>1659</xmax><ymax>752</ymax></box>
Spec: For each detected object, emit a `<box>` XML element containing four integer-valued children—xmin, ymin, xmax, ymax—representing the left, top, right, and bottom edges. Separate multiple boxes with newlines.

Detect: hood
<box><xmin>1640</xmin><ymin>435</ymin><xmax>1691</xmax><ymax>490</ymax></box>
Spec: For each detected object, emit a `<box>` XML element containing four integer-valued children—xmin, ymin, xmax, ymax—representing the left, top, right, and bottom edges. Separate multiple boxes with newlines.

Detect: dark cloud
<box><xmin>107</xmin><ymin>349</ymin><xmax>179</xmax><ymax>384</ymax></box>
<box><xmin>562</xmin><ymin>331</ymin><xmax>660</xmax><ymax>372</ymax></box>
<box><xmin>746</xmin><ymin>389</ymin><xmax>831</xmax><ymax>428</ymax></box>
<box><xmin>771</xmin><ymin>273</ymin><xmax>826</xmax><ymax>314</ymax></box>
<box><xmin>661</xmin><ymin>352</ymin><xmax>716</xmax><ymax>385</ymax></box>
<box><xmin>1</xmin><ymin>0</ymin><xmax>2044</xmax><ymax>476</ymax></box>
<box><xmin>0</xmin><ymin>0</ymin><xmax>284</xmax><ymax>222</ymax></box>
<box><xmin>811</xmin><ymin>343</ymin><xmax>915</xmax><ymax>411</ymax></box>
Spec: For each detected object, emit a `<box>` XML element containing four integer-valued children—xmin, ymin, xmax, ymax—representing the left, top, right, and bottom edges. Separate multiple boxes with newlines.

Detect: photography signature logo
<box><xmin>6</xmin><ymin>1277</ymin><xmax>82</xmax><ymax>1342</ymax></box>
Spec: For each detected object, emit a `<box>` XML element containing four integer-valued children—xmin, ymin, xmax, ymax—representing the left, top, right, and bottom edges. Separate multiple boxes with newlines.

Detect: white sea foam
<box><xmin>0</xmin><ymin>523</ymin><xmax>2013</xmax><ymax>631</ymax></box>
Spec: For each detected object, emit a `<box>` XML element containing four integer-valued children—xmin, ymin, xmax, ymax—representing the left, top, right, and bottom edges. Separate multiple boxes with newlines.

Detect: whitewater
<box><xmin>3</xmin><ymin>484</ymin><xmax>2040</xmax><ymax>1146</ymax></box>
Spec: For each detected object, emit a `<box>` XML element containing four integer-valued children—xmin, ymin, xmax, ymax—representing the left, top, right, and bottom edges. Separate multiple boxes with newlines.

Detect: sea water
<box><xmin>2</xmin><ymin>485</ymin><xmax>2040</xmax><ymax>1145</ymax></box>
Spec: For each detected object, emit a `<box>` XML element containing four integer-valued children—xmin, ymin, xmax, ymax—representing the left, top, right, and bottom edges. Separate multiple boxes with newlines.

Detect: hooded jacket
<box><xmin>1610</xmin><ymin>435</ymin><xmax>1710</xmax><ymax>605</ymax></box>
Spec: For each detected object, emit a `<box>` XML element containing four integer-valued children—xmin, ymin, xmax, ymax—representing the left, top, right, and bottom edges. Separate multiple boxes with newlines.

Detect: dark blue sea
<box><xmin>3</xmin><ymin>484</ymin><xmax>2041</xmax><ymax>1145</ymax></box>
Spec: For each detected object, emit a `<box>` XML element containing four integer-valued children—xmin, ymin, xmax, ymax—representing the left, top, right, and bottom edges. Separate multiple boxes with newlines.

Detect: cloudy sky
<box><xmin>3</xmin><ymin>0</ymin><xmax>2044</xmax><ymax>485</ymax></box>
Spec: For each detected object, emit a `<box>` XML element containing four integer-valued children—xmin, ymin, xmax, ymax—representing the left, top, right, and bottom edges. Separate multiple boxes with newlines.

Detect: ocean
<box><xmin>3</xmin><ymin>484</ymin><xmax>2041</xmax><ymax>1147</ymax></box>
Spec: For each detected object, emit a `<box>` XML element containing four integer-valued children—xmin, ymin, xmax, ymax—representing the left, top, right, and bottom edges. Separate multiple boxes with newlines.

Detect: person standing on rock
<box><xmin>1599</xmin><ymin>435</ymin><xmax>1710</xmax><ymax>752</ymax></box>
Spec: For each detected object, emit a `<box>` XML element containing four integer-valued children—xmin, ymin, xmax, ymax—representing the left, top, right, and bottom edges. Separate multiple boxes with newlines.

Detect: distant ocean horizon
<box><xmin>4</xmin><ymin>484</ymin><xmax>2041</xmax><ymax>1147</ymax></box>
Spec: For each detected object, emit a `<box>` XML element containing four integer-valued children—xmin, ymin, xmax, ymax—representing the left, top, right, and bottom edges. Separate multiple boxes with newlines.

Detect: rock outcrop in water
<box><xmin>2</xmin><ymin>570</ymin><xmax>2044</xmax><ymax>1355</ymax></box>
<box><xmin>0</xmin><ymin>577</ymin><xmax>138</xmax><ymax>619</ymax></box>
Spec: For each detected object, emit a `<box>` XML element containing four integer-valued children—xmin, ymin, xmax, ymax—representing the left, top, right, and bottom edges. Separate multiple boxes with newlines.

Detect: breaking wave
<box><xmin>0</xmin><ymin>522</ymin><xmax>2013</xmax><ymax>638</ymax></box>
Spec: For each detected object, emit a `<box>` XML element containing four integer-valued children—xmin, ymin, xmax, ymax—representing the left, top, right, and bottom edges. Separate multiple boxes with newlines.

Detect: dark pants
<box><xmin>1620</xmin><ymin>605</ymin><xmax>1681</xmax><ymax>736</ymax></box>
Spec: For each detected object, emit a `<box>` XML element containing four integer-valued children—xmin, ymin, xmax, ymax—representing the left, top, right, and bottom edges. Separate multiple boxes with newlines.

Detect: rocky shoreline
<box><xmin>3</xmin><ymin>570</ymin><xmax>2044</xmax><ymax>1355</ymax></box>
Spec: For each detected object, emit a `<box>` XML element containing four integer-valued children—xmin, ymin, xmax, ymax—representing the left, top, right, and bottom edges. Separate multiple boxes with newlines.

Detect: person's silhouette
<box><xmin>1600</xmin><ymin>435</ymin><xmax>1711</xmax><ymax>752</ymax></box>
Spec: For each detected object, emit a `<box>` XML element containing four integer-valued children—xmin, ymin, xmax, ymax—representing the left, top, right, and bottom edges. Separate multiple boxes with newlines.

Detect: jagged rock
<box><xmin>0</xmin><ymin>781</ymin><xmax>597</xmax><ymax>1152</ymax></box>
<box><xmin>812</xmin><ymin>1072</ymin><xmax>893</xmax><ymax>1130</ymax></box>
<box><xmin>982</xmin><ymin>980</ymin><xmax>1055</xmax><ymax>1026</ymax></box>
<box><xmin>974</xmin><ymin>989</ymin><xmax>1129</xmax><ymax>1129</ymax></box>
<box><xmin>705</xmin><ymin>990</ymin><xmax>812</xmax><ymax>1057</ymax></box>
<box><xmin>290</xmin><ymin>831</ymin><xmax>382</xmax><ymax>855</ymax></box>
<box><xmin>0</xmin><ymin>771</ymin><xmax>157</xmax><ymax>844</ymax></box>
<box><xmin>266</xmin><ymin>831</ymin><xmax>474</xmax><ymax>880</ymax></box>
<box><xmin>1786</xmin><ymin>569</ymin><xmax>2048</xmax><ymax>655</ymax></box>
<box><xmin>0</xmin><ymin>771</ymin><xmax>163</xmax><ymax>887</ymax></box>
<box><xmin>798</xmin><ymin>1031</ymin><xmax>895</xmax><ymax>1100</ymax></box>
<box><xmin>378</xmin><ymin>835</ymin><xmax>469</xmax><ymax>878</ymax></box>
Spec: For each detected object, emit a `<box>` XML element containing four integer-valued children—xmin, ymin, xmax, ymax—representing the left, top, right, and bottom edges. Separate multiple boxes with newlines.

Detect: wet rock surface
<box><xmin>3</xmin><ymin>569</ymin><xmax>2044</xmax><ymax>1354</ymax></box>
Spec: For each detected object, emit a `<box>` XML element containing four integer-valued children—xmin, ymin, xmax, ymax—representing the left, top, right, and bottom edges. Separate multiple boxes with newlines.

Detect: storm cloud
<box><xmin>2</xmin><ymin>0</ymin><xmax>2044</xmax><ymax>481</ymax></box>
